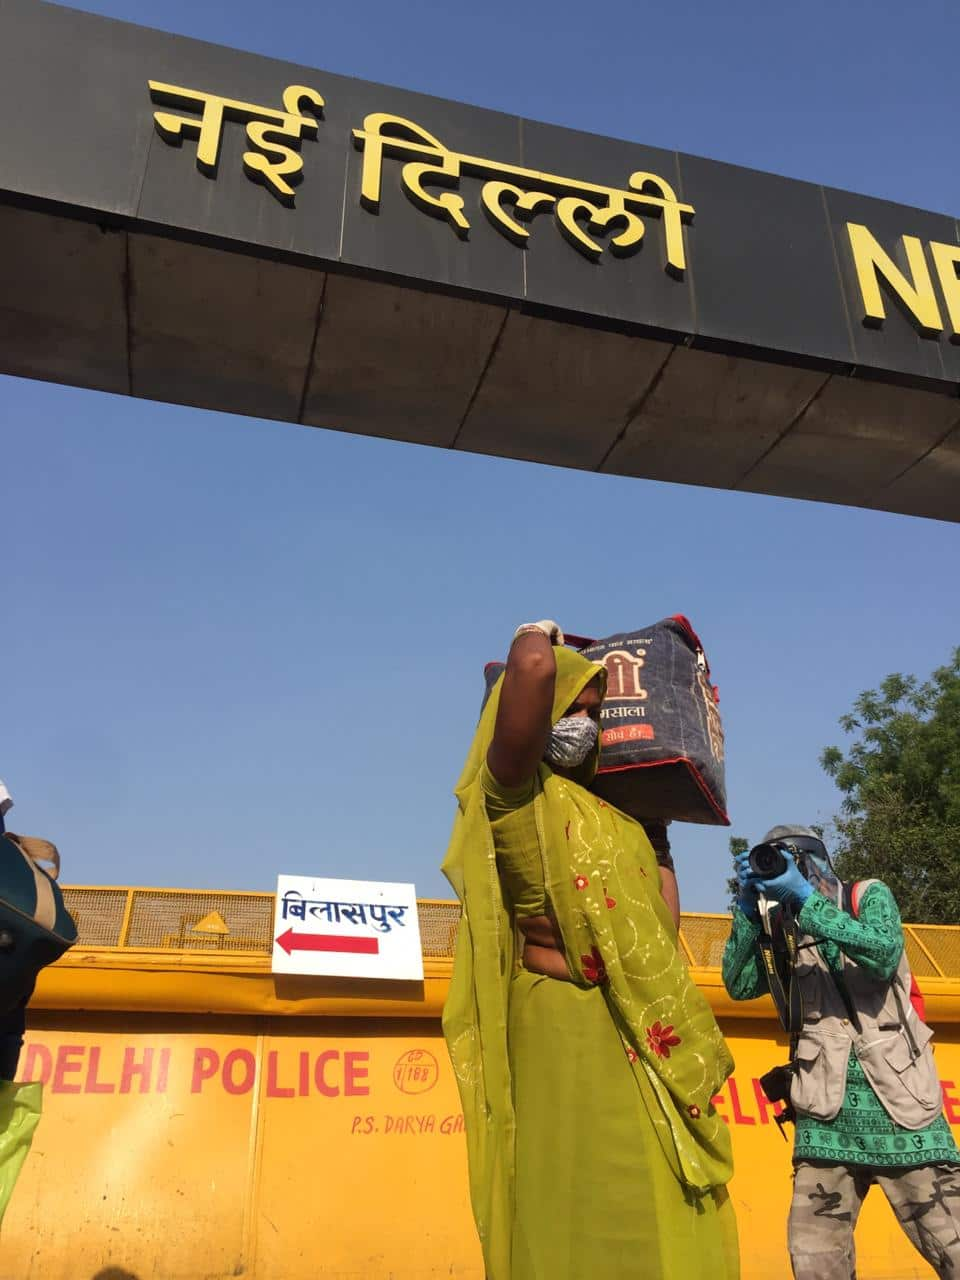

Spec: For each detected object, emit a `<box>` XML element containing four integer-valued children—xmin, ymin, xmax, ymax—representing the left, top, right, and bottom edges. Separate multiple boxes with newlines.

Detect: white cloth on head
<box><xmin>0</xmin><ymin>779</ymin><xmax>12</xmax><ymax>817</ymax></box>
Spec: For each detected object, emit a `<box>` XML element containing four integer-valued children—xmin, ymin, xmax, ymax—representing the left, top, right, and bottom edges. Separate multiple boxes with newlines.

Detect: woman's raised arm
<box><xmin>486</xmin><ymin>621</ymin><xmax>562</xmax><ymax>788</ymax></box>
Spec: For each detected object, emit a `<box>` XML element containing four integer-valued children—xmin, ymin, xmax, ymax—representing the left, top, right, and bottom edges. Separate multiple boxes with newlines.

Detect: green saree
<box><xmin>442</xmin><ymin>648</ymin><xmax>738</xmax><ymax>1279</ymax></box>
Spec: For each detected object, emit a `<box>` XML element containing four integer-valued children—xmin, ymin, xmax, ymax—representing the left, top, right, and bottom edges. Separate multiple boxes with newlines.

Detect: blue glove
<box><xmin>733</xmin><ymin>851</ymin><xmax>761</xmax><ymax>921</ymax></box>
<box><xmin>749</xmin><ymin>855</ymin><xmax>813</xmax><ymax>912</ymax></box>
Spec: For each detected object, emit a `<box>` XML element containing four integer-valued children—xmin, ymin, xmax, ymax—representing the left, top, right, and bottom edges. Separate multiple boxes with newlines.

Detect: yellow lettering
<box><xmin>353</xmin><ymin>112</ymin><xmax>693</xmax><ymax>270</ymax></box>
<box><xmin>846</xmin><ymin>223</ymin><xmax>943</xmax><ymax>335</ymax></box>
<box><xmin>148</xmin><ymin>82</ymin><xmax>324</xmax><ymax>205</ymax></box>
<box><xmin>930</xmin><ymin>240</ymin><xmax>960</xmax><ymax>338</ymax></box>
<box><xmin>148</xmin><ymin>77</ymin><xmax>693</xmax><ymax>271</ymax></box>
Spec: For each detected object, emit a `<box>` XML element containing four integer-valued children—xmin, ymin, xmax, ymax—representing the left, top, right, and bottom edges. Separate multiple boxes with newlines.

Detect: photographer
<box><xmin>722</xmin><ymin>824</ymin><xmax>960</xmax><ymax>1280</ymax></box>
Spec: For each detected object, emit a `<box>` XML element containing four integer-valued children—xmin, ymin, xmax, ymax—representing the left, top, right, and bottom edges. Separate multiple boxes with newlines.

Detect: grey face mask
<box><xmin>543</xmin><ymin>716</ymin><xmax>599</xmax><ymax>768</ymax></box>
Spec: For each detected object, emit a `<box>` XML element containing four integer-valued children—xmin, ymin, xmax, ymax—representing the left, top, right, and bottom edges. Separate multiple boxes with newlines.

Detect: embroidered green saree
<box><xmin>442</xmin><ymin>648</ymin><xmax>738</xmax><ymax>1279</ymax></box>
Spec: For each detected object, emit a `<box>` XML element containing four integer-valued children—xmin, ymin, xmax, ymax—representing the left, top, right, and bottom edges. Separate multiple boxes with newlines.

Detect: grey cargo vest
<box><xmin>789</xmin><ymin>885</ymin><xmax>940</xmax><ymax>1130</ymax></box>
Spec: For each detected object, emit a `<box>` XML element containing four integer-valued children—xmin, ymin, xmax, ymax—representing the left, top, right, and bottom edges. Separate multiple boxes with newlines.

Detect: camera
<box><xmin>758</xmin><ymin>1063</ymin><xmax>794</xmax><ymax>1103</ymax></box>
<box><xmin>758</xmin><ymin>1063</ymin><xmax>797</xmax><ymax>1137</ymax></box>
<box><xmin>748</xmin><ymin>842</ymin><xmax>789</xmax><ymax>878</ymax></box>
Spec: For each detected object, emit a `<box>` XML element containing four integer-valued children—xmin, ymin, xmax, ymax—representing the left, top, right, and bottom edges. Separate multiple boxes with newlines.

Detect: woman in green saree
<box><xmin>442</xmin><ymin>620</ymin><xmax>739</xmax><ymax>1280</ymax></box>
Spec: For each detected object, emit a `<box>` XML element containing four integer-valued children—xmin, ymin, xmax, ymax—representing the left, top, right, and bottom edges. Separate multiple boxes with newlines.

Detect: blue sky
<box><xmin>4</xmin><ymin>0</ymin><xmax>959</xmax><ymax>912</ymax></box>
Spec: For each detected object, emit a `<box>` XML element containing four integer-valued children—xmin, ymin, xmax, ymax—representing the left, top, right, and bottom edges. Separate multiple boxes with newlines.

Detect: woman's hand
<box><xmin>513</xmin><ymin>620</ymin><xmax>565</xmax><ymax>645</ymax></box>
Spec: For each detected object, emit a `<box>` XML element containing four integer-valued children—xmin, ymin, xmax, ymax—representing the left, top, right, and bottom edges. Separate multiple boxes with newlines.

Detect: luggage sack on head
<box><xmin>0</xmin><ymin>832</ymin><xmax>77</xmax><ymax>1013</ymax></box>
<box><xmin>482</xmin><ymin>616</ymin><xmax>728</xmax><ymax>826</ymax></box>
<box><xmin>582</xmin><ymin>615</ymin><xmax>729</xmax><ymax>826</ymax></box>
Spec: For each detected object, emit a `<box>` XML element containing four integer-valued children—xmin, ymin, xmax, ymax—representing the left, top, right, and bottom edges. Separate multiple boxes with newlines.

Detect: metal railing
<box><xmin>60</xmin><ymin>886</ymin><xmax>960</xmax><ymax>976</ymax></box>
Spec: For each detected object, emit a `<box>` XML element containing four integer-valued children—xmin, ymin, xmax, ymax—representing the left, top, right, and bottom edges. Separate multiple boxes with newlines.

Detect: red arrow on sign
<box><xmin>275</xmin><ymin>928</ymin><xmax>379</xmax><ymax>957</ymax></box>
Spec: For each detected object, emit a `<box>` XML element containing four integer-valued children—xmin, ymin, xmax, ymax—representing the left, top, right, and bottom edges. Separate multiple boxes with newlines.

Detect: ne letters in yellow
<box><xmin>847</xmin><ymin>222</ymin><xmax>960</xmax><ymax>338</ymax></box>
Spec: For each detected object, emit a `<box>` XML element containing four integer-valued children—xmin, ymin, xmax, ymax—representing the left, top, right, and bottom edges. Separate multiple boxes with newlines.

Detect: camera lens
<box><xmin>748</xmin><ymin>843</ymin><xmax>789</xmax><ymax>879</ymax></box>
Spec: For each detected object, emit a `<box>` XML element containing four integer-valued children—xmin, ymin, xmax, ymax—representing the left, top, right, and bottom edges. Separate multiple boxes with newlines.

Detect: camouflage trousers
<box><xmin>789</xmin><ymin>1160</ymin><xmax>960</xmax><ymax>1279</ymax></box>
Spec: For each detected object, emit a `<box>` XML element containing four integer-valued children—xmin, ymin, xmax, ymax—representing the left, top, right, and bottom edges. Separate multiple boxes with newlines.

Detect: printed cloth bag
<box><xmin>482</xmin><ymin>616</ymin><xmax>727</xmax><ymax>825</ymax></box>
<box><xmin>581</xmin><ymin>616</ymin><xmax>728</xmax><ymax>825</ymax></box>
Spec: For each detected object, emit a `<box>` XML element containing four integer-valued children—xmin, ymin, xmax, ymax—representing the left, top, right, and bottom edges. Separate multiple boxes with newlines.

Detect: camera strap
<box><xmin>756</xmin><ymin>902</ymin><xmax>804</xmax><ymax>1035</ymax></box>
<box><xmin>754</xmin><ymin>901</ymin><xmax>804</xmax><ymax>1139</ymax></box>
<box><xmin>890</xmin><ymin>977</ymin><xmax>921</xmax><ymax>1060</ymax></box>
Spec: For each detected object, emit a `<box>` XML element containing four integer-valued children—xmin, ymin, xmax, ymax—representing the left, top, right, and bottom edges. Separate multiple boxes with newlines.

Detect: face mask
<box><xmin>544</xmin><ymin>716</ymin><xmax>599</xmax><ymax>769</ymax></box>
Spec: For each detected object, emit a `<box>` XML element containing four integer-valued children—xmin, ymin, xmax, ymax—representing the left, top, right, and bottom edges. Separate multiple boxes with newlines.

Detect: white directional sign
<box><xmin>272</xmin><ymin>875</ymin><xmax>423</xmax><ymax>980</ymax></box>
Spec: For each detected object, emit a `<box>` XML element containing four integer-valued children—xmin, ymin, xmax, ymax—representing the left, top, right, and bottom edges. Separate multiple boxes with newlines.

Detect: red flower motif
<box><xmin>605</xmin><ymin>892</ymin><xmax>617</xmax><ymax>909</ymax></box>
<box><xmin>574</xmin><ymin>874</ymin><xmax>589</xmax><ymax>891</ymax></box>
<box><xmin>646</xmin><ymin>1021</ymin><xmax>682</xmax><ymax>1060</ymax></box>
<box><xmin>688</xmin><ymin>1104</ymin><xmax>701</xmax><ymax>1119</ymax></box>
<box><xmin>626</xmin><ymin>1046</ymin><xmax>639</xmax><ymax>1064</ymax></box>
<box><xmin>581</xmin><ymin>947</ymin><xmax>607</xmax><ymax>985</ymax></box>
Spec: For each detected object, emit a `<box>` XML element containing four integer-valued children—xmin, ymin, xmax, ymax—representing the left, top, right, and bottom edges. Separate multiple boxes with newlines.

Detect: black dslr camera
<box><xmin>758</xmin><ymin>1064</ymin><xmax>796</xmax><ymax>1138</ymax></box>
<box><xmin>749</xmin><ymin>832</ymin><xmax>830</xmax><ymax>880</ymax></box>
<box><xmin>748</xmin><ymin>842</ymin><xmax>789</xmax><ymax>878</ymax></box>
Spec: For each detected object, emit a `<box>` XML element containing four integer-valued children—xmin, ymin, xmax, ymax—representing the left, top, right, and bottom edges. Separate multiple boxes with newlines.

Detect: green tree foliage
<box><xmin>725</xmin><ymin>836</ymin><xmax>748</xmax><ymax>912</ymax></box>
<box><xmin>820</xmin><ymin>648</ymin><xmax>960</xmax><ymax>924</ymax></box>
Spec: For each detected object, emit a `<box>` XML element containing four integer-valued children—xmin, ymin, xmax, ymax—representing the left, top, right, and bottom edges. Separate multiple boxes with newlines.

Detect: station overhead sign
<box><xmin>2</xmin><ymin>1</ymin><xmax>958</xmax><ymax>522</ymax></box>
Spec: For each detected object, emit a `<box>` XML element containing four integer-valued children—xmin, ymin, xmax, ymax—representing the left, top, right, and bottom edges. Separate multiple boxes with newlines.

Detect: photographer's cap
<box><xmin>0</xmin><ymin>779</ymin><xmax>11</xmax><ymax>818</ymax></box>
<box><xmin>760</xmin><ymin>824</ymin><xmax>818</xmax><ymax>845</ymax></box>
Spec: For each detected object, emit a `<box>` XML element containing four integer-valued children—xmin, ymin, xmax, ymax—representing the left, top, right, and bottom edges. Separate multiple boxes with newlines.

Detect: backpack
<box><xmin>845</xmin><ymin>878</ymin><xmax>926</xmax><ymax>1022</ymax></box>
<box><xmin>0</xmin><ymin>832</ymin><xmax>77</xmax><ymax>1014</ymax></box>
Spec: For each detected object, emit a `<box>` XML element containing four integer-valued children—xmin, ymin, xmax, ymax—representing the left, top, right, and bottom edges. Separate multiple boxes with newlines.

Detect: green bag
<box><xmin>0</xmin><ymin>1081</ymin><xmax>41</xmax><ymax>1225</ymax></box>
<box><xmin>0</xmin><ymin>833</ymin><xmax>77</xmax><ymax>1013</ymax></box>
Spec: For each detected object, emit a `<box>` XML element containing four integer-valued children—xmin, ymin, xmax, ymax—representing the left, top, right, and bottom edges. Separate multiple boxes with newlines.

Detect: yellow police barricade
<box><xmin>4</xmin><ymin>890</ymin><xmax>959</xmax><ymax>1279</ymax></box>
